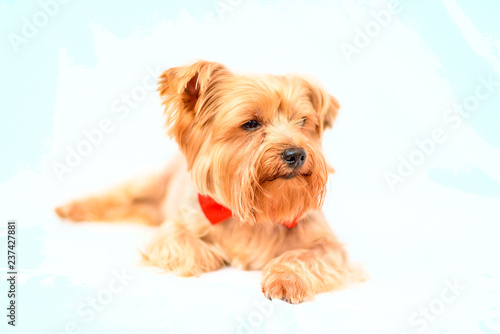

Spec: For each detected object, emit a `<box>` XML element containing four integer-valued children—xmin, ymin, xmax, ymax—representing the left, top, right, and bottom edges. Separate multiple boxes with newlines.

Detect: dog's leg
<box><xmin>142</xmin><ymin>220</ymin><xmax>228</xmax><ymax>276</ymax></box>
<box><xmin>261</xmin><ymin>212</ymin><xmax>362</xmax><ymax>304</ymax></box>
<box><xmin>55</xmin><ymin>164</ymin><xmax>176</xmax><ymax>225</ymax></box>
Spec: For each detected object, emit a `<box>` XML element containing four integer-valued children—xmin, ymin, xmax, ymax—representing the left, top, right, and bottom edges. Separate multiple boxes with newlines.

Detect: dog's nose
<box><xmin>282</xmin><ymin>147</ymin><xmax>306</xmax><ymax>169</ymax></box>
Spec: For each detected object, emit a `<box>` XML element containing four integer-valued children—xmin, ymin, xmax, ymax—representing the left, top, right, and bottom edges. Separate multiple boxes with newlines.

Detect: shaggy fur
<box><xmin>55</xmin><ymin>60</ymin><xmax>363</xmax><ymax>303</ymax></box>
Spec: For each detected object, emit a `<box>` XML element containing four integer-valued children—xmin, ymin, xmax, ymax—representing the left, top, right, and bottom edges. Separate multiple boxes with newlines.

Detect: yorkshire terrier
<box><xmin>55</xmin><ymin>60</ymin><xmax>362</xmax><ymax>303</ymax></box>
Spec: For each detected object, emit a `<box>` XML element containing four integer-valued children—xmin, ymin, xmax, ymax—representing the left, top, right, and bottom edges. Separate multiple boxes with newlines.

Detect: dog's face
<box><xmin>159</xmin><ymin>61</ymin><xmax>339</xmax><ymax>224</ymax></box>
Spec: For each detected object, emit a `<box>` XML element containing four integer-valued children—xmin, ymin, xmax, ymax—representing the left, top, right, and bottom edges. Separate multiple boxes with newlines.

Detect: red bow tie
<box><xmin>198</xmin><ymin>193</ymin><xmax>299</xmax><ymax>229</ymax></box>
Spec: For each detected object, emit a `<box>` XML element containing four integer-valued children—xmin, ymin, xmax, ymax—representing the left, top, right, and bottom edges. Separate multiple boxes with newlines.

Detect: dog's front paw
<box><xmin>261</xmin><ymin>263</ymin><xmax>311</xmax><ymax>304</ymax></box>
<box><xmin>142</xmin><ymin>224</ymin><xmax>227</xmax><ymax>276</ymax></box>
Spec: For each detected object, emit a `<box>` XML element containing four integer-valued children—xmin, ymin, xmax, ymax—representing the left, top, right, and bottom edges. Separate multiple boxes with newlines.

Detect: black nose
<box><xmin>282</xmin><ymin>147</ymin><xmax>306</xmax><ymax>169</ymax></box>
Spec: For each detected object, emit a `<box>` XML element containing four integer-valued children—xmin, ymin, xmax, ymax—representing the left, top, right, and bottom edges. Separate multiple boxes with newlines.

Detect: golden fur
<box><xmin>55</xmin><ymin>60</ymin><xmax>363</xmax><ymax>303</ymax></box>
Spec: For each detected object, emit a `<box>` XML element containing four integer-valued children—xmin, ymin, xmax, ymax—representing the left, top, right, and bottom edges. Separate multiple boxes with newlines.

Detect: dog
<box><xmin>55</xmin><ymin>60</ymin><xmax>362</xmax><ymax>304</ymax></box>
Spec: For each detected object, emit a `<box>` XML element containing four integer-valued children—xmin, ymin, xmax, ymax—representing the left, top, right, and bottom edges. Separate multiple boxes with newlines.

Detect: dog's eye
<box><xmin>300</xmin><ymin>117</ymin><xmax>306</xmax><ymax>127</ymax></box>
<box><xmin>242</xmin><ymin>120</ymin><xmax>261</xmax><ymax>130</ymax></box>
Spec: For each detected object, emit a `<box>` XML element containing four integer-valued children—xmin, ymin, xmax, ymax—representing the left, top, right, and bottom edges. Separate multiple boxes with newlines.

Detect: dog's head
<box><xmin>159</xmin><ymin>61</ymin><xmax>339</xmax><ymax>224</ymax></box>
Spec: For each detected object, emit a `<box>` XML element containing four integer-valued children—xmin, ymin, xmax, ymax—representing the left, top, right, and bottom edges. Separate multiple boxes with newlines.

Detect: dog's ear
<box><xmin>297</xmin><ymin>77</ymin><xmax>339</xmax><ymax>136</ymax></box>
<box><xmin>159</xmin><ymin>60</ymin><xmax>229</xmax><ymax>115</ymax></box>
<box><xmin>158</xmin><ymin>60</ymin><xmax>230</xmax><ymax>150</ymax></box>
<box><xmin>320</xmin><ymin>94</ymin><xmax>340</xmax><ymax>132</ymax></box>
